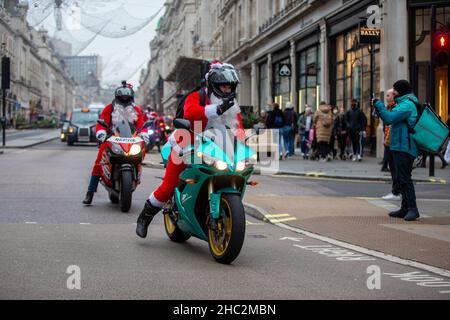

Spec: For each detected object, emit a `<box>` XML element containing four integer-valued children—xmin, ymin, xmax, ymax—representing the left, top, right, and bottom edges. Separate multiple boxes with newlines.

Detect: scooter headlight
<box><xmin>128</xmin><ymin>144</ymin><xmax>142</xmax><ymax>156</ymax></box>
<box><xmin>215</xmin><ymin>160</ymin><xmax>228</xmax><ymax>171</ymax></box>
<box><xmin>148</xmin><ymin>129</ymin><xmax>155</xmax><ymax>135</ymax></box>
<box><xmin>236</xmin><ymin>161</ymin><xmax>246</xmax><ymax>172</ymax></box>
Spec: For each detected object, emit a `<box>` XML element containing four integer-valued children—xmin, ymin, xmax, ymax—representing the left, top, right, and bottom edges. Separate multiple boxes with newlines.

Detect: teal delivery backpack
<box><xmin>407</xmin><ymin>100</ymin><xmax>450</xmax><ymax>154</ymax></box>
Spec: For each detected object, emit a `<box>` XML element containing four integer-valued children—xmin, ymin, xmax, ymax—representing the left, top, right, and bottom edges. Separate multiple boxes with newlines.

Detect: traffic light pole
<box><xmin>429</xmin><ymin>5</ymin><xmax>436</xmax><ymax>177</ymax></box>
<box><xmin>2</xmin><ymin>88</ymin><xmax>5</xmax><ymax>147</ymax></box>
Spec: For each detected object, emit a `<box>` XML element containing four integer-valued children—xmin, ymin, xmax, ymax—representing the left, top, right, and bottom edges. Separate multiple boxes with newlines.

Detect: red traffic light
<box><xmin>440</xmin><ymin>35</ymin><xmax>447</xmax><ymax>47</ymax></box>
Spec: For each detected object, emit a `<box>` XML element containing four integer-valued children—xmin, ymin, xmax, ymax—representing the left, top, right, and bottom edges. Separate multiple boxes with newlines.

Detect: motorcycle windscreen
<box><xmin>202</xmin><ymin>125</ymin><xmax>236</xmax><ymax>165</ymax></box>
<box><xmin>111</xmin><ymin>106</ymin><xmax>135</xmax><ymax>138</ymax></box>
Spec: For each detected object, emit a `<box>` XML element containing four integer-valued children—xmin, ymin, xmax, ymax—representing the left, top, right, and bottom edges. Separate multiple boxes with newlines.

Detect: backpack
<box><xmin>175</xmin><ymin>87</ymin><xmax>206</xmax><ymax>119</ymax></box>
<box><xmin>274</xmin><ymin>114</ymin><xmax>284</xmax><ymax>127</ymax></box>
<box><xmin>405</xmin><ymin>99</ymin><xmax>450</xmax><ymax>154</ymax></box>
<box><xmin>321</xmin><ymin>113</ymin><xmax>333</xmax><ymax>128</ymax></box>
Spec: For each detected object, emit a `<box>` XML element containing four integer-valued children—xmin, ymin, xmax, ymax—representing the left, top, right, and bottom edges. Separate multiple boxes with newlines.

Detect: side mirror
<box><xmin>173</xmin><ymin>119</ymin><xmax>191</xmax><ymax>131</ymax></box>
<box><xmin>97</xmin><ymin>119</ymin><xmax>108</xmax><ymax>129</ymax></box>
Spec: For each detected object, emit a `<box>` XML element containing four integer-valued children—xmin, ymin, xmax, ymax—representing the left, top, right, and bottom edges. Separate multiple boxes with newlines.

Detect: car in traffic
<box><xmin>60</xmin><ymin>120</ymin><xmax>70</xmax><ymax>142</ymax></box>
<box><xmin>66</xmin><ymin>107</ymin><xmax>102</xmax><ymax>146</ymax></box>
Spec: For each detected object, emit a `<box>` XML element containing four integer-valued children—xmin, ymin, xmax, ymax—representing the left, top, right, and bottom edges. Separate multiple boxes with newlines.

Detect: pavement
<box><xmin>142</xmin><ymin>150</ymin><xmax>450</xmax><ymax>183</ymax></box>
<box><xmin>0</xmin><ymin>129</ymin><xmax>60</xmax><ymax>149</ymax></box>
<box><xmin>0</xmin><ymin>140</ymin><xmax>449</xmax><ymax>299</ymax></box>
<box><xmin>242</xmin><ymin>173</ymin><xmax>450</xmax><ymax>272</ymax></box>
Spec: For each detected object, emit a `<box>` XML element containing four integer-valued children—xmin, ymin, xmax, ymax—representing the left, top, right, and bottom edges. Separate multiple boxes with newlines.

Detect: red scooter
<box><xmin>97</xmin><ymin>118</ymin><xmax>150</xmax><ymax>212</ymax></box>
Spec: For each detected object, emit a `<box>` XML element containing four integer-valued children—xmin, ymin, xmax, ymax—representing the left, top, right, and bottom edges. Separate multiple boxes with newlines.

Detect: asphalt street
<box><xmin>0</xmin><ymin>140</ymin><xmax>449</xmax><ymax>299</ymax></box>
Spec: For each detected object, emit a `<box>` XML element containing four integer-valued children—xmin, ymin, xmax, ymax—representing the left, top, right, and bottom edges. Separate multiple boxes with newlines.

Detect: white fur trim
<box><xmin>205</xmin><ymin>104</ymin><xmax>219</xmax><ymax>120</ymax></box>
<box><xmin>96</xmin><ymin>130</ymin><xmax>107</xmax><ymax>139</ymax></box>
<box><xmin>149</xmin><ymin>193</ymin><xmax>166</xmax><ymax>208</ymax></box>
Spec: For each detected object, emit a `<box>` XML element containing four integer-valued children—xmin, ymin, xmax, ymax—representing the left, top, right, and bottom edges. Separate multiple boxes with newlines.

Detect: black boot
<box><xmin>404</xmin><ymin>209</ymin><xmax>420</xmax><ymax>222</ymax></box>
<box><xmin>83</xmin><ymin>192</ymin><xmax>94</xmax><ymax>205</ymax></box>
<box><xmin>136</xmin><ymin>200</ymin><xmax>161</xmax><ymax>239</ymax></box>
<box><xmin>389</xmin><ymin>208</ymin><xmax>408</xmax><ymax>219</ymax></box>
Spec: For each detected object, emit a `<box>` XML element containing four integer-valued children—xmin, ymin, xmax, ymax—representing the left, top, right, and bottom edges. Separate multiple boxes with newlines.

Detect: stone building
<box><xmin>0</xmin><ymin>1</ymin><xmax>78</xmax><ymax>126</ymax></box>
<box><xmin>139</xmin><ymin>0</ymin><xmax>449</xmax><ymax>156</ymax></box>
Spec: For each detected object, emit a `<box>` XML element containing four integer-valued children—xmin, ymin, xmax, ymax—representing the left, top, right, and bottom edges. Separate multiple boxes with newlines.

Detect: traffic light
<box><xmin>432</xmin><ymin>29</ymin><xmax>450</xmax><ymax>66</ymax></box>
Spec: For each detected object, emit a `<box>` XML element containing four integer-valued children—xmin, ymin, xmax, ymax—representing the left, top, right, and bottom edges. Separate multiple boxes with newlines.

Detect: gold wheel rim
<box><xmin>164</xmin><ymin>214</ymin><xmax>176</xmax><ymax>234</ymax></box>
<box><xmin>208</xmin><ymin>198</ymin><xmax>232</xmax><ymax>257</ymax></box>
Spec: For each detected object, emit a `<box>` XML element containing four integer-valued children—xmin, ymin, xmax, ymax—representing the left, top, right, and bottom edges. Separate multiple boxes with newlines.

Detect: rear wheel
<box><xmin>119</xmin><ymin>171</ymin><xmax>133</xmax><ymax>213</ymax></box>
<box><xmin>207</xmin><ymin>194</ymin><xmax>246</xmax><ymax>264</ymax></box>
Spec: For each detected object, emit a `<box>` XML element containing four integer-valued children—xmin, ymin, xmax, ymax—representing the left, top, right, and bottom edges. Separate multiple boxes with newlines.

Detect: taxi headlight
<box><xmin>215</xmin><ymin>160</ymin><xmax>228</xmax><ymax>171</ymax></box>
<box><xmin>236</xmin><ymin>161</ymin><xmax>246</xmax><ymax>172</ymax></box>
<box><xmin>129</xmin><ymin>144</ymin><xmax>142</xmax><ymax>156</ymax></box>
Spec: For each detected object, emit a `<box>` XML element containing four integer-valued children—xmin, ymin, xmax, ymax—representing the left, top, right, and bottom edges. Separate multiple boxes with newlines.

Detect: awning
<box><xmin>165</xmin><ymin>56</ymin><xmax>206</xmax><ymax>90</ymax></box>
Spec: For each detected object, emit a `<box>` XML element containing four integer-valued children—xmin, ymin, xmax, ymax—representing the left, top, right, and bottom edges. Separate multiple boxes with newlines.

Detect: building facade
<box><xmin>140</xmin><ymin>0</ymin><xmax>449</xmax><ymax>156</ymax></box>
<box><xmin>0</xmin><ymin>1</ymin><xmax>78</xmax><ymax>127</ymax></box>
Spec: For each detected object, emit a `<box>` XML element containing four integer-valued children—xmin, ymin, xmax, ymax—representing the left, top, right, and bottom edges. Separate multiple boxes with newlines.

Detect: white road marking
<box><xmin>247</xmin><ymin>203</ymin><xmax>450</xmax><ymax>278</ymax></box>
<box><xmin>25</xmin><ymin>222</ymin><xmax>38</xmax><ymax>224</ymax></box>
<box><xmin>79</xmin><ymin>223</ymin><xmax>91</xmax><ymax>225</ymax></box>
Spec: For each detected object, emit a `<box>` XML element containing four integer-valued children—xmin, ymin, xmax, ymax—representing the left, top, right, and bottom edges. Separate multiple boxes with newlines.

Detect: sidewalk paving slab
<box><xmin>244</xmin><ymin>194</ymin><xmax>450</xmax><ymax>271</ymax></box>
<box><xmin>0</xmin><ymin>130</ymin><xmax>60</xmax><ymax>149</ymax></box>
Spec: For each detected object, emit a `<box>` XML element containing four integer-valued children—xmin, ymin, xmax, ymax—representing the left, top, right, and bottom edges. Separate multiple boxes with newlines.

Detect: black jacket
<box><xmin>283</xmin><ymin>108</ymin><xmax>298</xmax><ymax>131</ymax></box>
<box><xmin>333</xmin><ymin>114</ymin><xmax>347</xmax><ymax>136</ymax></box>
<box><xmin>267</xmin><ymin>109</ymin><xmax>285</xmax><ymax>129</ymax></box>
<box><xmin>346</xmin><ymin>108</ymin><xmax>367</xmax><ymax>133</ymax></box>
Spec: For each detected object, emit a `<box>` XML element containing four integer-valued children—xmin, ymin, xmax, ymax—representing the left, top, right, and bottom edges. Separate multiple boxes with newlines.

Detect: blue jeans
<box><xmin>301</xmin><ymin>130</ymin><xmax>310</xmax><ymax>155</ymax></box>
<box><xmin>283</xmin><ymin>126</ymin><xmax>295</xmax><ymax>156</ymax></box>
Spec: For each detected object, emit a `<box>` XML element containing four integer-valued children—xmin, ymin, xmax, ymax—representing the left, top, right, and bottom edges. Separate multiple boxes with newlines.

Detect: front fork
<box><xmin>208</xmin><ymin>179</ymin><xmax>240</xmax><ymax>230</ymax></box>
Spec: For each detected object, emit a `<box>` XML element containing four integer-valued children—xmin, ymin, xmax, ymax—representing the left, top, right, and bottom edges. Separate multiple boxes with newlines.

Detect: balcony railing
<box><xmin>258</xmin><ymin>0</ymin><xmax>309</xmax><ymax>34</ymax></box>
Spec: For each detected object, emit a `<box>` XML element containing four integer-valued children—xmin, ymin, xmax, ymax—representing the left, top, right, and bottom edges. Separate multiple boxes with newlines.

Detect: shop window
<box><xmin>298</xmin><ymin>45</ymin><xmax>321</xmax><ymax>113</ymax></box>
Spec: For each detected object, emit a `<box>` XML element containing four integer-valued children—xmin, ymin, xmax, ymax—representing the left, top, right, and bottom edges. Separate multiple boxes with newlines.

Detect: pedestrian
<box><xmin>329</xmin><ymin>106</ymin><xmax>339</xmax><ymax>159</ymax></box>
<box><xmin>346</xmin><ymin>99</ymin><xmax>367</xmax><ymax>162</ymax></box>
<box><xmin>373</xmin><ymin>80</ymin><xmax>420</xmax><ymax>221</ymax></box>
<box><xmin>282</xmin><ymin>102</ymin><xmax>298</xmax><ymax>158</ymax></box>
<box><xmin>333</xmin><ymin>106</ymin><xmax>348</xmax><ymax>160</ymax></box>
<box><xmin>381</xmin><ymin>88</ymin><xmax>402</xmax><ymax>201</ymax></box>
<box><xmin>267</xmin><ymin>103</ymin><xmax>285</xmax><ymax>160</ymax></box>
<box><xmin>314</xmin><ymin>101</ymin><xmax>333</xmax><ymax>162</ymax></box>
<box><xmin>298</xmin><ymin>106</ymin><xmax>314</xmax><ymax>160</ymax></box>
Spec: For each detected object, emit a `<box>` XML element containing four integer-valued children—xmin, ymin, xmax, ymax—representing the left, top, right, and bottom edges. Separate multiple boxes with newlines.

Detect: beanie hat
<box><xmin>393</xmin><ymin>80</ymin><xmax>412</xmax><ymax>97</ymax></box>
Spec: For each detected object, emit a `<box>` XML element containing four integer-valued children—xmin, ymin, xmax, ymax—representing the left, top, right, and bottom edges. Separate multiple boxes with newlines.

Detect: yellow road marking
<box><xmin>270</xmin><ymin>217</ymin><xmax>298</xmax><ymax>223</ymax></box>
<box><xmin>265</xmin><ymin>214</ymin><xmax>291</xmax><ymax>218</ymax></box>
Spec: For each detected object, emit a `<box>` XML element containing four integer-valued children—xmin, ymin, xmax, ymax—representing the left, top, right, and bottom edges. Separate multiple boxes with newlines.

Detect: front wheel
<box><xmin>207</xmin><ymin>194</ymin><xmax>246</xmax><ymax>264</ymax></box>
<box><xmin>119</xmin><ymin>170</ymin><xmax>133</xmax><ymax>213</ymax></box>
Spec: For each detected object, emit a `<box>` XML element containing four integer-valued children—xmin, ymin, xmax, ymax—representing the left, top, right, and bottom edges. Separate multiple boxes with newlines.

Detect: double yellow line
<box><xmin>264</xmin><ymin>213</ymin><xmax>297</xmax><ymax>224</ymax></box>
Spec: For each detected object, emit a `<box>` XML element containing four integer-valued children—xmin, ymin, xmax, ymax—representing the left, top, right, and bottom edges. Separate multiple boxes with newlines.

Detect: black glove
<box><xmin>217</xmin><ymin>95</ymin><xmax>236</xmax><ymax>116</ymax></box>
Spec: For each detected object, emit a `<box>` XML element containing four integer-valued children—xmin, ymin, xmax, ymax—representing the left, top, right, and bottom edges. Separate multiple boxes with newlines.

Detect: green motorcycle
<box><xmin>160</xmin><ymin>119</ymin><xmax>257</xmax><ymax>264</ymax></box>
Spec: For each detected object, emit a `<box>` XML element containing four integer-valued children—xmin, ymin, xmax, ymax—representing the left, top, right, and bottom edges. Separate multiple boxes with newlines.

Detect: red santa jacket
<box><xmin>95</xmin><ymin>103</ymin><xmax>146</xmax><ymax>135</ymax></box>
<box><xmin>169</xmin><ymin>90</ymin><xmax>245</xmax><ymax>152</ymax></box>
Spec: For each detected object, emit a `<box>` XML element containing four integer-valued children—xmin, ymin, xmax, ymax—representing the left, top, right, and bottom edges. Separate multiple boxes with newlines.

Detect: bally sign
<box><xmin>359</xmin><ymin>23</ymin><xmax>381</xmax><ymax>45</ymax></box>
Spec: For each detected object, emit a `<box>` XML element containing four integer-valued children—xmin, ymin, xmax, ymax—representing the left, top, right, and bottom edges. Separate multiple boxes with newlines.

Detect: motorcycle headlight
<box><xmin>215</xmin><ymin>160</ymin><xmax>228</xmax><ymax>171</ymax></box>
<box><xmin>128</xmin><ymin>144</ymin><xmax>142</xmax><ymax>156</ymax></box>
<box><xmin>197</xmin><ymin>152</ymin><xmax>215</xmax><ymax>166</ymax></box>
<box><xmin>148</xmin><ymin>130</ymin><xmax>155</xmax><ymax>135</ymax></box>
<box><xmin>236</xmin><ymin>161</ymin><xmax>246</xmax><ymax>172</ymax></box>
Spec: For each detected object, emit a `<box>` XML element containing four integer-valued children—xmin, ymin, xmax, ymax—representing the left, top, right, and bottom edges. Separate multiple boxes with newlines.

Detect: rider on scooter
<box><xmin>136</xmin><ymin>61</ymin><xmax>245</xmax><ymax>238</ymax></box>
<box><xmin>83</xmin><ymin>81</ymin><xmax>149</xmax><ymax>205</ymax></box>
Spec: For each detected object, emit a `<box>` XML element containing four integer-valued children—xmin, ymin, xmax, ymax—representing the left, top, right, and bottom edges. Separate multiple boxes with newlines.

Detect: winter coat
<box><xmin>298</xmin><ymin>113</ymin><xmax>314</xmax><ymax>135</ymax></box>
<box><xmin>283</xmin><ymin>107</ymin><xmax>298</xmax><ymax>132</ymax></box>
<box><xmin>375</xmin><ymin>93</ymin><xmax>419</xmax><ymax>158</ymax></box>
<box><xmin>346</xmin><ymin>107</ymin><xmax>367</xmax><ymax>133</ymax></box>
<box><xmin>314</xmin><ymin>104</ymin><xmax>333</xmax><ymax>143</ymax></box>
<box><xmin>333</xmin><ymin>113</ymin><xmax>347</xmax><ymax>137</ymax></box>
<box><xmin>267</xmin><ymin>109</ymin><xmax>285</xmax><ymax>129</ymax></box>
